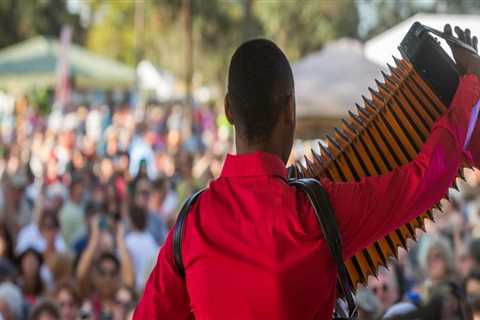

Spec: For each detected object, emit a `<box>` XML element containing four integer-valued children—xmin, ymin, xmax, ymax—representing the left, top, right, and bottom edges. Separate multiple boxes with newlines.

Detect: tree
<box><xmin>434</xmin><ymin>0</ymin><xmax>480</xmax><ymax>13</ymax></box>
<box><xmin>85</xmin><ymin>0</ymin><xmax>359</xmax><ymax>90</ymax></box>
<box><xmin>0</xmin><ymin>0</ymin><xmax>85</xmax><ymax>49</ymax></box>
<box><xmin>86</xmin><ymin>1</ymin><xmax>136</xmax><ymax>65</ymax></box>
<box><xmin>254</xmin><ymin>0</ymin><xmax>359</xmax><ymax>60</ymax></box>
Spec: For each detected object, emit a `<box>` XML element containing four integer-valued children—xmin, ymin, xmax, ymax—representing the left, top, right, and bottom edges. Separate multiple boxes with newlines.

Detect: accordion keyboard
<box><xmin>293</xmin><ymin>57</ymin><xmax>464</xmax><ymax>289</ymax></box>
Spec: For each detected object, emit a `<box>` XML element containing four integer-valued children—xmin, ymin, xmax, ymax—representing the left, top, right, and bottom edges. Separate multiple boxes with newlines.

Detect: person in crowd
<box><xmin>25</xmin><ymin>209</ymin><xmax>70</xmax><ymax>292</ymax></box>
<box><xmin>382</xmin><ymin>302</ymin><xmax>418</xmax><ymax>320</ymax></box>
<box><xmin>72</xmin><ymin>202</ymin><xmax>101</xmax><ymax>259</ymax></box>
<box><xmin>0</xmin><ymin>282</ymin><xmax>24</xmax><ymax>320</ymax></box>
<box><xmin>0</xmin><ymin>259</ymin><xmax>17</xmax><ymax>285</ymax></box>
<box><xmin>52</xmin><ymin>282</ymin><xmax>80</xmax><ymax>320</ymax></box>
<box><xmin>88</xmin><ymin>253</ymin><xmax>123</xmax><ymax>319</ymax></box>
<box><xmin>129</xmin><ymin>124</ymin><xmax>157</xmax><ymax>180</ymax></box>
<box><xmin>16</xmin><ymin>207</ymin><xmax>66</xmax><ymax>256</ymax></box>
<box><xmin>97</xmin><ymin>158</ymin><xmax>115</xmax><ymax>186</ymax></box>
<box><xmin>355</xmin><ymin>287</ymin><xmax>380</xmax><ymax>320</ymax></box>
<box><xmin>38</xmin><ymin>210</ymin><xmax>63</xmax><ymax>264</ymax></box>
<box><xmin>427</xmin><ymin>281</ymin><xmax>469</xmax><ymax>320</ymax></box>
<box><xmin>59</xmin><ymin>178</ymin><xmax>85</xmax><ymax>247</ymax></box>
<box><xmin>46</xmin><ymin>253</ymin><xmax>73</xmax><ymax>291</ymax></box>
<box><xmin>465</xmin><ymin>269</ymin><xmax>480</xmax><ymax>319</ymax></box>
<box><xmin>125</xmin><ymin>205</ymin><xmax>159</xmax><ymax>292</ymax></box>
<box><xmin>112</xmin><ymin>152</ymin><xmax>130</xmax><ymax>203</ymax></box>
<box><xmin>367</xmin><ymin>267</ymin><xmax>401</xmax><ymax>315</ymax></box>
<box><xmin>417</xmin><ymin>235</ymin><xmax>456</xmax><ymax>300</ymax></box>
<box><xmin>455</xmin><ymin>237</ymin><xmax>475</xmax><ymax>280</ymax></box>
<box><xmin>173</xmin><ymin>151</ymin><xmax>200</xmax><ymax>209</ymax></box>
<box><xmin>29</xmin><ymin>299</ymin><xmax>60</xmax><ymax>320</ymax></box>
<box><xmin>112</xmin><ymin>286</ymin><xmax>136</xmax><ymax>320</ymax></box>
<box><xmin>76</xmin><ymin>215</ymin><xmax>134</xmax><ymax>299</ymax></box>
<box><xmin>132</xmin><ymin>177</ymin><xmax>168</xmax><ymax>246</ymax></box>
<box><xmin>0</xmin><ymin>222</ymin><xmax>15</xmax><ymax>264</ymax></box>
<box><xmin>469</xmin><ymin>238</ymin><xmax>480</xmax><ymax>271</ymax></box>
<box><xmin>148</xmin><ymin>177</ymin><xmax>177</xmax><ymax>237</ymax></box>
<box><xmin>17</xmin><ymin>248</ymin><xmax>45</xmax><ymax>306</ymax></box>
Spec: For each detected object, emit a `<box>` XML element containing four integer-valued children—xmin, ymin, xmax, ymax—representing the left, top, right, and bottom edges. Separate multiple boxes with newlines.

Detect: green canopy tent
<box><xmin>0</xmin><ymin>36</ymin><xmax>134</xmax><ymax>92</ymax></box>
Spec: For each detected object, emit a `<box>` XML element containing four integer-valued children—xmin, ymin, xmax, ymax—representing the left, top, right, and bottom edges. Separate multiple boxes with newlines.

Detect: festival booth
<box><xmin>0</xmin><ymin>36</ymin><xmax>134</xmax><ymax>92</ymax></box>
<box><xmin>293</xmin><ymin>39</ymin><xmax>383</xmax><ymax>140</ymax></box>
<box><xmin>365</xmin><ymin>13</ymin><xmax>480</xmax><ymax>66</ymax></box>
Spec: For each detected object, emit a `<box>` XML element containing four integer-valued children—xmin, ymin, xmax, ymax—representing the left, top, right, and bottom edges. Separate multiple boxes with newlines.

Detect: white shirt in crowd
<box><xmin>125</xmin><ymin>231</ymin><xmax>159</xmax><ymax>292</ymax></box>
<box><xmin>16</xmin><ymin>223</ymin><xmax>67</xmax><ymax>255</ymax></box>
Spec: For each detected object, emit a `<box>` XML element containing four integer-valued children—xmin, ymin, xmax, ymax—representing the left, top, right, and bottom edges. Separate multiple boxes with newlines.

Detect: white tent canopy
<box><xmin>365</xmin><ymin>13</ymin><xmax>480</xmax><ymax>66</ymax></box>
<box><xmin>293</xmin><ymin>38</ymin><xmax>384</xmax><ymax>119</ymax></box>
<box><xmin>137</xmin><ymin>60</ymin><xmax>175</xmax><ymax>101</ymax></box>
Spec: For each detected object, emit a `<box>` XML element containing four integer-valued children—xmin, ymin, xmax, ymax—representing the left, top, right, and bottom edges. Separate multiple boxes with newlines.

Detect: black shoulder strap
<box><xmin>172</xmin><ymin>188</ymin><xmax>205</xmax><ymax>278</ymax></box>
<box><xmin>172</xmin><ymin>179</ymin><xmax>357</xmax><ymax>318</ymax></box>
<box><xmin>288</xmin><ymin>178</ymin><xmax>357</xmax><ymax>319</ymax></box>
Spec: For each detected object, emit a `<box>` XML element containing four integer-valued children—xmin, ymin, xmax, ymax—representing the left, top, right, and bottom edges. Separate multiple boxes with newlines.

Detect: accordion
<box><xmin>290</xmin><ymin>22</ymin><xmax>474</xmax><ymax>289</ymax></box>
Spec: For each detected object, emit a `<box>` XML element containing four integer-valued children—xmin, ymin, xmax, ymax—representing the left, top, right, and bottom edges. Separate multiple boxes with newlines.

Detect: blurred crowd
<box><xmin>0</xmin><ymin>94</ymin><xmax>480</xmax><ymax>320</ymax></box>
<box><xmin>0</xmin><ymin>95</ymin><xmax>231</xmax><ymax>320</ymax></box>
<box><xmin>356</xmin><ymin>170</ymin><xmax>480</xmax><ymax>320</ymax></box>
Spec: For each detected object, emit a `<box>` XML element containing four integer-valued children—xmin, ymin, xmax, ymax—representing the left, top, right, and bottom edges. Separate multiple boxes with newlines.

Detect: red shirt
<box><xmin>134</xmin><ymin>75</ymin><xmax>480</xmax><ymax>320</ymax></box>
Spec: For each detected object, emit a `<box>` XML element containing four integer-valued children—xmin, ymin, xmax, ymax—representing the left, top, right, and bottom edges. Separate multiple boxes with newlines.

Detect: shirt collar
<box><xmin>219</xmin><ymin>151</ymin><xmax>287</xmax><ymax>179</ymax></box>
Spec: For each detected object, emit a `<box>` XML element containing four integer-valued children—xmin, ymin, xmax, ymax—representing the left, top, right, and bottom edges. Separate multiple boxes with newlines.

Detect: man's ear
<box><xmin>224</xmin><ymin>94</ymin><xmax>234</xmax><ymax>125</ymax></box>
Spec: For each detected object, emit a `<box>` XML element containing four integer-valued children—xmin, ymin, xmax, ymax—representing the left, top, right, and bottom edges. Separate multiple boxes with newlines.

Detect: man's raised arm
<box><xmin>320</xmin><ymin>25</ymin><xmax>480</xmax><ymax>259</ymax></box>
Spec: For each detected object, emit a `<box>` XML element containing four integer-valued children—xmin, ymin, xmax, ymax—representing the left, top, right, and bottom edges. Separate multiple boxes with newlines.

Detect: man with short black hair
<box><xmin>135</xmin><ymin>26</ymin><xmax>480</xmax><ymax>319</ymax></box>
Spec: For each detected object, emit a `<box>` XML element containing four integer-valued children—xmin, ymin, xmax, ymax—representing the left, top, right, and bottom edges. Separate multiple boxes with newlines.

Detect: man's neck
<box><xmin>234</xmin><ymin>135</ymin><xmax>285</xmax><ymax>163</ymax></box>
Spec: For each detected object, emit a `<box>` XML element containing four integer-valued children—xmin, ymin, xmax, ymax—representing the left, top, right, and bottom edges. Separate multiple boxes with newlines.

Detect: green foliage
<box><xmin>87</xmin><ymin>0</ymin><xmax>136</xmax><ymax>65</ymax></box>
<box><xmin>142</xmin><ymin>0</ymin><xmax>244</xmax><ymax>86</ymax></box>
<box><xmin>435</xmin><ymin>0</ymin><xmax>480</xmax><ymax>14</ymax></box>
<box><xmin>0</xmin><ymin>0</ymin><xmax>85</xmax><ymax>49</ymax></box>
<box><xmin>85</xmin><ymin>0</ymin><xmax>359</xmax><ymax>89</ymax></box>
<box><xmin>29</xmin><ymin>86</ymin><xmax>52</xmax><ymax>115</ymax></box>
<box><xmin>3</xmin><ymin>0</ymin><xmax>480</xmax><ymax>93</ymax></box>
<box><xmin>254</xmin><ymin>0</ymin><xmax>359</xmax><ymax>60</ymax></box>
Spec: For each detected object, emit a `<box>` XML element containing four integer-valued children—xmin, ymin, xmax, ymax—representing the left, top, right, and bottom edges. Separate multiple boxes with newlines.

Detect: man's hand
<box><xmin>444</xmin><ymin>24</ymin><xmax>480</xmax><ymax>77</ymax></box>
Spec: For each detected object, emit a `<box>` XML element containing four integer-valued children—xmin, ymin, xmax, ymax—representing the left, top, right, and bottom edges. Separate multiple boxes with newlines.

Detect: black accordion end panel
<box><xmin>399</xmin><ymin>21</ymin><xmax>460</xmax><ymax>108</ymax></box>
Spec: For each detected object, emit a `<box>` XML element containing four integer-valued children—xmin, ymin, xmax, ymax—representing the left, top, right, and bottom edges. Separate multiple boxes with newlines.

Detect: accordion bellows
<box><xmin>291</xmin><ymin>57</ymin><xmax>461</xmax><ymax>289</ymax></box>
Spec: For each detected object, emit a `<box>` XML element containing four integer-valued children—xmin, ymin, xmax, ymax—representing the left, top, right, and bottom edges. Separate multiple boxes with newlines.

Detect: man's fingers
<box><xmin>465</xmin><ymin>28</ymin><xmax>472</xmax><ymax>45</ymax></box>
<box><xmin>444</xmin><ymin>24</ymin><xmax>453</xmax><ymax>36</ymax></box>
<box><xmin>455</xmin><ymin>26</ymin><xmax>466</xmax><ymax>41</ymax></box>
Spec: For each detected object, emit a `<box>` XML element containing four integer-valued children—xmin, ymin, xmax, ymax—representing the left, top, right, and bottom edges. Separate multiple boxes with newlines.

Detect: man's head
<box><xmin>226</xmin><ymin>39</ymin><xmax>295</xmax><ymax>163</ymax></box>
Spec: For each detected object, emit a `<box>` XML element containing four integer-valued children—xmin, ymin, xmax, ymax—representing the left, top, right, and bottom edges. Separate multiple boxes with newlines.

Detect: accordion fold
<box><xmin>290</xmin><ymin>22</ymin><xmax>470</xmax><ymax>289</ymax></box>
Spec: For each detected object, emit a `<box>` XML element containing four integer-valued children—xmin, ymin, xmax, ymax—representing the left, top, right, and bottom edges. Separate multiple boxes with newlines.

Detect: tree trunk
<box><xmin>182</xmin><ymin>0</ymin><xmax>193</xmax><ymax>138</ymax></box>
<box><xmin>183</xmin><ymin>0</ymin><xmax>193</xmax><ymax>107</ymax></box>
<box><xmin>243</xmin><ymin>0</ymin><xmax>254</xmax><ymax>42</ymax></box>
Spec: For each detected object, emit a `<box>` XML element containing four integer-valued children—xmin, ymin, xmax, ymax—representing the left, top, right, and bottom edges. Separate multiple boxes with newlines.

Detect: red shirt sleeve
<box><xmin>133</xmin><ymin>230</ymin><xmax>193</xmax><ymax>320</ymax></box>
<box><xmin>465</xmin><ymin>122</ymin><xmax>480</xmax><ymax>167</ymax></box>
<box><xmin>321</xmin><ymin>74</ymin><xmax>480</xmax><ymax>259</ymax></box>
<box><xmin>464</xmin><ymin>78</ymin><xmax>480</xmax><ymax>167</ymax></box>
